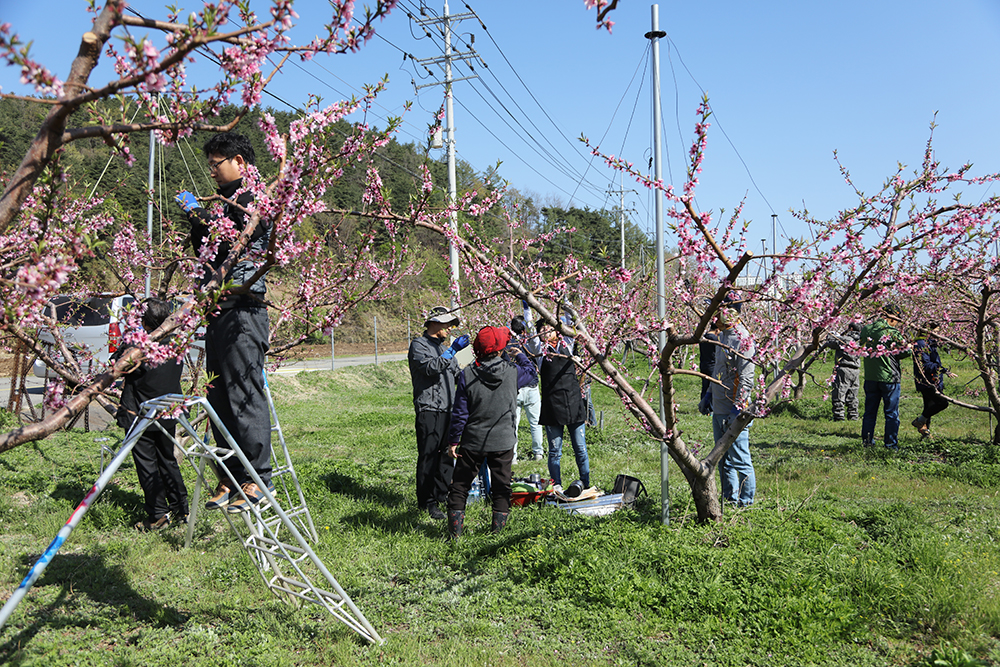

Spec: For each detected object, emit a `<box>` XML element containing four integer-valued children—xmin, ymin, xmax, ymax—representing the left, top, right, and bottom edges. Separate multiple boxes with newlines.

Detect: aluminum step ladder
<box><xmin>185</xmin><ymin>370</ymin><xmax>318</xmax><ymax>547</ymax></box>
<box><xmin>175</xmin><ymin>388</ymin><xmax>383</xmax><ymax>645</ymax></box>
<box><xmin>2</xmin><ymin>393</ymin><xmax>383</xmax><ymax>644</ymax></box>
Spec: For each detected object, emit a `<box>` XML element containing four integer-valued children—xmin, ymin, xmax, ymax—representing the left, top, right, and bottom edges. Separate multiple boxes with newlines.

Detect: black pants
<box><xmin>918</xmin><ymin>387</ymin><xmax>949</xmax><ymax>426</ymax></box>
<box><xmin>205</xmin><ymin>305</ymin><xmax>272</xmax><ymax>487</ymax></box>
<box><xmin>414</xmin><ymin>410</ymin><xmax>454</xmax><ymax>509</ymax></box>
<box><xmin>448</xmin><ymin>447</ymin><xmax>514</xmax><ymax>514</ymax></box>
<box><xmin>131</xmin><ymin>423</ymin><xmax>189</xmax><ymax>520</ymax></box>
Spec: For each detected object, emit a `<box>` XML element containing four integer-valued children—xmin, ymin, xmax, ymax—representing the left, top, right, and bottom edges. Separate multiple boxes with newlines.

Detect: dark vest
<box><xmin>539</xmin><ymin>354</ymin><xmax>587</xmax><ymax>426</ymax></box>
<box><xmin>459</xmin><ymin>357</ymin><xmax>518</xmax><ymax>453</ymax></box>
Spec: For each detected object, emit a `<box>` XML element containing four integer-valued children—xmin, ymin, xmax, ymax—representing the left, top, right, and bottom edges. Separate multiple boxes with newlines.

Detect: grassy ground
<box><xmin>0</xmin><ymin>354</ymin><xmax>998</xmax><ymax>666</ymax></box>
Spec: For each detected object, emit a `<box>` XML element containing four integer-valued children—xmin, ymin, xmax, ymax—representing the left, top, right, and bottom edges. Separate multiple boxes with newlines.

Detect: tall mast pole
<box><xmin>647</xmin><ymin>4</ymin><xmax>669</xmax><ymax>525</ymax></box>
<box><xmin>415</xmin><ymin>3</ymin><xmax>479</xmax><ymax>311</ymax></box>
<box><xmin>620</xmin><ymin>170</ymin><xmax>626</xmax><ymax>270</ymax></box>
<box><xmin>145</xmin><ymin>95</ymin><xmax>156</xmax><ymax>299</ymax></box>
<box><xmin>444</xmin><ymin>0</ymin><xmax>460</xmax><ymax>309</ymax></box>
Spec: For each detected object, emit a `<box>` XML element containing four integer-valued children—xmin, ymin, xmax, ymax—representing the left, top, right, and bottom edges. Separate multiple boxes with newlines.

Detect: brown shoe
<box><xmin>134</xmin><ymin>514</ymin><xmax>171</xmax><ymax>532</ymax></box>
<box><xmin>226</xmin><ymin>481</ymin><xmax>275</xmax><ymax>514</ymax></box>
<box><xmin>205</xmin><ymin>482</ymin><xmax>232</xmax><ymax>511</ymax></box>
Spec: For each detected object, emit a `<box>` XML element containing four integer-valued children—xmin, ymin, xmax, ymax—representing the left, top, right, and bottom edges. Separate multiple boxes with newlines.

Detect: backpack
<box><xmin>612</xmin><ymin>474</ymin><xmax>648</xmax><ymax>507</ymax></box>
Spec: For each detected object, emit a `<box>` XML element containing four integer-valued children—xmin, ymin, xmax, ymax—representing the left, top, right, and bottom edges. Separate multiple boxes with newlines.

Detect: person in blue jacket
<box><xmin>911</xmin><ymin>322</ymin><xmax>955</xmax><ymax>438</ymax></box>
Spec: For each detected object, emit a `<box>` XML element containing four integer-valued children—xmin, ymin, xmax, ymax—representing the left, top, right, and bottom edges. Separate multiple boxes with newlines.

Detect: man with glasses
<box><xmin>408</xmin><ymin>306</ymin><xmax>469</xmax><ymax>520</ymax></box>
<box><xmin>860</xmin><ymin>303</ymin><xmax>911</xmax><ymax>450</ymax></box>
<box><xmin>175</xmin><ymin>132</ymin><xmax>273</xmax><ymax>513</ymax></box>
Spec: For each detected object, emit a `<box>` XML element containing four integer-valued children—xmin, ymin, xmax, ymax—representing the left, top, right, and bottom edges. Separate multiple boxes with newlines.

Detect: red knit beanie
<box><xmin>472</xmin><ymin>326</ymin><xmax>510</xmax><ymax>357</ymax></box>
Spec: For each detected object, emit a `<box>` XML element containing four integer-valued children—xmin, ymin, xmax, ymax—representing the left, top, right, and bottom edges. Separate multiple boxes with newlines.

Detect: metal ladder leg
<box><xmin>177</xmin><ymin>393</ymin><xmax>384</xmax><ymax>645</ymax></box>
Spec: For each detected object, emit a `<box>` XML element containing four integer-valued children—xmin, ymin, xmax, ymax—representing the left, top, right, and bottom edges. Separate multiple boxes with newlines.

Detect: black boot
<box><xmin>491</xmin><ymin>511</ymin><xmax>509</xmax><ymax>534</ymax></box>
<box><xmin>447</xmin><ymin>509</ymin><xmax>464</xmax><ymax>540</ymax></box>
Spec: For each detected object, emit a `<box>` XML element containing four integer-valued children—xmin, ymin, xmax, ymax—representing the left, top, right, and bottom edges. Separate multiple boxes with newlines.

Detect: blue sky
<box><xmin>3</xmin><ymin>1</ymin><xmax>1000</xmax><ymax>252</ymax></box>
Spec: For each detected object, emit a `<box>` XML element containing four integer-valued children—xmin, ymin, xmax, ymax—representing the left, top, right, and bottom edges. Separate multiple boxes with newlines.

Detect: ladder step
<box><xmin>169</xmin><ymin>387</ymin><xmax>377</xmax><ymax>643</ymax></box>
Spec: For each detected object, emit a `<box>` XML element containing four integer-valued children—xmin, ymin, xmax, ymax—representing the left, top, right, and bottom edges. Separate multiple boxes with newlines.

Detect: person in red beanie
<box><xmin>445</xmin><ymin>326</ymin><xmax>537</xmax><ymax>539</ymax></box>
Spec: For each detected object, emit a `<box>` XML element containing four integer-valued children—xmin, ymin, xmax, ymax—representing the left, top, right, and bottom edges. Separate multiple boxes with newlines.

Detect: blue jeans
<box><xmin>545</xmin><ymin>423</ymin><xmax>589</xmax><ymax>487</ymax></box>
<box><xmin>514</xmin><ymin>385</ymin><xmax>544</xmax><ymax>458</ymax></box>
<box><xmin>712</xmin><ymin>413</ymin><xmax>755</xmax><ymax>506</ymax></box>
<box><xmin>861</xmin><ymin>380</ymin><xmax>900</xmax><ymax>448</ymax></box>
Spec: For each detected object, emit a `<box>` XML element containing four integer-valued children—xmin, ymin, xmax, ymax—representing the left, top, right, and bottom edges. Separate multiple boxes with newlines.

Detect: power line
<box><xmin>663</xmin><ymin>33</ymin><xmax>789</xmax><ymax>240</ymax></box>
<box><xmin>463</xmin><ymin>14</ymin><xmax>609</xmax><ymax>191</ymax></box>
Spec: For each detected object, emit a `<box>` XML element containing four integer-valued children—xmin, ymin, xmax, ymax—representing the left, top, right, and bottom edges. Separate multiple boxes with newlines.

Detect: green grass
<box><xmin>0</xmin><ymin>355</ymin><xmax>998</xmax><ymax>666</ymax></box>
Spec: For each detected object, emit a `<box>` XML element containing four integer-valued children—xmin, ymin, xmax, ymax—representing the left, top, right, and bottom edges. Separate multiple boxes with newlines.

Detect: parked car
<box><xmin>33</xmin><ymin>294</ymin><xmax>136</xmax><ymax>379</ymax></box>
<box><xmin>32</xmin><ymin>295</ymin><xmax>205</xmax><ymax>380</ymax></box>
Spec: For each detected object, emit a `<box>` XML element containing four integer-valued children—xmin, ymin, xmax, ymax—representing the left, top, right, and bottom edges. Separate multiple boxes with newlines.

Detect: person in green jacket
<box><xmin>859</xmin><ymin>303</ymin><xmax>911</xmax><ymax>449</ymax></box>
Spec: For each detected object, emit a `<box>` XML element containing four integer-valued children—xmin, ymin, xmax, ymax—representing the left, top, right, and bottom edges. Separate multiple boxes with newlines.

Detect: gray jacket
<box><xmin>408</xmin><ymin>332</ymin><xmax>460</xmax><ymax>413</ymax></box>
<box><xmin>822</xmin><ymin>329</ymin><xmax>861</xmax><ymax>371</ymax></box>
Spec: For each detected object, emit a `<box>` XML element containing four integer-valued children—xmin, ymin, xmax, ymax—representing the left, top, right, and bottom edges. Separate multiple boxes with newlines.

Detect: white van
<box><xmin>33</xmin><ymin>294</ymin><xmax>136</xmax><ymax>379</ymax></box>
<box><xmin>32</xmin><ymin>295</ymin><xmax>207</xmax><ymax>381</ymax></box>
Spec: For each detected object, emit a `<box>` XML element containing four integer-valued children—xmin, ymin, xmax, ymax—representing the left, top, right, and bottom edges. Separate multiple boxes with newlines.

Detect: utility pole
<box><xmin>607</xmin><ymin>171</ymin><xmax>636</xmax><ymax>270</ymax></box>
<box><xmin>412</xmin><ymin>2</ymin><xmax>480</xmax><ymax>309</ymax></box>
<box><xmin>771</xmin><ymin>213</ymin><xmax>779</xmax><ymax>380</ymax></box>
<box><xmin>646</xmin><ymin>5</ymin><xmax>669</xmax><ymax>526</ymax></box>
<box><xmin>760</xmin><ymin>239</ymin><xmax>766</xmax><ymax>283</ymax></box>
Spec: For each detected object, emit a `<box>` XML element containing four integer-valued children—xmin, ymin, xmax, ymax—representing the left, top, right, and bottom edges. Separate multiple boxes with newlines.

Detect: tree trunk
<box><xmin>793</xmin><ymin>369</ymin><xmax>806</xmax><ymax>400</ymax></box>
<box><xmin>682</xmin><ymin>462</ymin><xmax>721</xmax><ymax>523</ymax></box>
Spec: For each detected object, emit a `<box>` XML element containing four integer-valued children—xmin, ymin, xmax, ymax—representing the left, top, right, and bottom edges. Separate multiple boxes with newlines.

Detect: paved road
<box><xmin>268</xmin><ymin>352</ymin><xmax>406</xmax><ymax>375</ymax></box>
<box><xmin>2</xmin><ymin>353</ymin><xmax>408</xmax><ymax>432</ymax></box>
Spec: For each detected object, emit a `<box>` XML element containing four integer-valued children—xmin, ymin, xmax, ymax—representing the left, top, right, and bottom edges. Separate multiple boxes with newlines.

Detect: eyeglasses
<box><xmin>207</xmin><ymin>157</ymin><xmax>231</xmax><ymax>172</ymax></box>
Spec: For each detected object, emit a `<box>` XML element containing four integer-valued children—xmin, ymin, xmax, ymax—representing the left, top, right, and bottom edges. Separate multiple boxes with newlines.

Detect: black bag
<box><xmin>612</xmin><ymin>474</ymin><xmax>647</xmax><ymax>507</ymax></box>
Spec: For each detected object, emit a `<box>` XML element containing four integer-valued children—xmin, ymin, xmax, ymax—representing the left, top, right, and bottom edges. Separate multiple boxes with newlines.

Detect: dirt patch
<box><xmin>0</xmin><ymin>350</ymin><xmax>26</xmax><ymax>377</ymax></box>
<box><xmin>11</xmin><ymin>491</ymin><xmax>32</xmax><ymax>507</ymax></box>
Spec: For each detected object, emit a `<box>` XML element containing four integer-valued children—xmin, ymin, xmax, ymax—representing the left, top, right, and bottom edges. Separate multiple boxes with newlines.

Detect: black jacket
<box><xmin>189</xmin><ymin>178</ymin><xmax>269</xmax><ymax>300</ymax></box>
<box><xmin>116</xmin><ymin>356</ymin><xmax>183</xmax><ymax>430</ymax></box>
<box><xmin>538</xmin><ymin>339</ymin><xmax>587</xmax><ymax>426</ymax></box>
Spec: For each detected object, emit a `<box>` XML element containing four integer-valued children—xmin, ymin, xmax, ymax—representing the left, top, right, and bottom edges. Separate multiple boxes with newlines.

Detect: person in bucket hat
<box><xmin>408</xmin><ymin>306</ymin><xmax>469</xmax><ymax>520</ymax></box>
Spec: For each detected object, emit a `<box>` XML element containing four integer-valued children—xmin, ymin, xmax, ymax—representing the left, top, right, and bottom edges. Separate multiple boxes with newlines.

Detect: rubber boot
<box><xmin>491</xmin><ymin>511</ymin><xmax>509</xmax><ymax>534</ymax></box>
<box><xmin>447</xmin><ymin>509</ymin><xmax>464</xmax><ymax>540</ymax></box>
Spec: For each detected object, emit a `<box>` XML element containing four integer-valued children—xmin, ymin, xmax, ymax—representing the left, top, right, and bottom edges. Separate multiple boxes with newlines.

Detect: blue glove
<box><xmin>729</xmin><ymin>405</ymin><xmax>742</xmax><ymax>420</ymax></box>
<box><xmin>451</xmin><ymin>334</ymin><xmax>470</xmax><ymax>352</ymax></box>
<box><xmin>698</xmin><ymin>392</ymin><xmax>713</xmax><ymax>416</ymax></box>
<box><xmin>521</xmin><ymin>299</ymin><xmax>530</xmax><ymax>311</ymax></box>
<box><xmin>441</xmin><ymin>335</ymin><xmax>469</xmax><ymax>360</ymax></box>
<box><xmin>175</xmin><ymin>190</ymin><xmax>198</xmax><ymax>212</ymax></box>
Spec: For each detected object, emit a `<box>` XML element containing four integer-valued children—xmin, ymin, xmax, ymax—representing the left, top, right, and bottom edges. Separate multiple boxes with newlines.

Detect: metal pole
<box><xmin>145</xmin><ymin>96</ymin><xmax>156</xmax><ymax>299</ymax></box>
<box><xmin>647</xmin><ymin>5</ymin><xmax>669</xmax><ymax>525</ymax></box>
<box><xmin>620</xmin><ymin>170</ymin><xmax>626</xmax><ymax>270</ymax></box>
<box><xmin>771</xmin><ymin>214</ymin><xmax>777</xmax><ymax>280</ymax></box>
<box><xmin>771</xmin><ymin>213</ymin><xmax>779</xmax><ymax>379</ymax></box>
<box><xmin>761</xmin><ymin>239</ymin><xmax>767</xmax><ymax>282</ymax></box>
<box><xmin>330</xmin><ymin>329</ymin><xmax>335</xmax><ymax>371</ymax></box>
<box><xmin>373</xmin><ymin>316</ymin><xmax>379</xmax><ymax>366</ymax></box>
<box><xmin>444</xmin><ymin>0</ymin><xmax>460</xmax><ymax>309</ymax></box>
